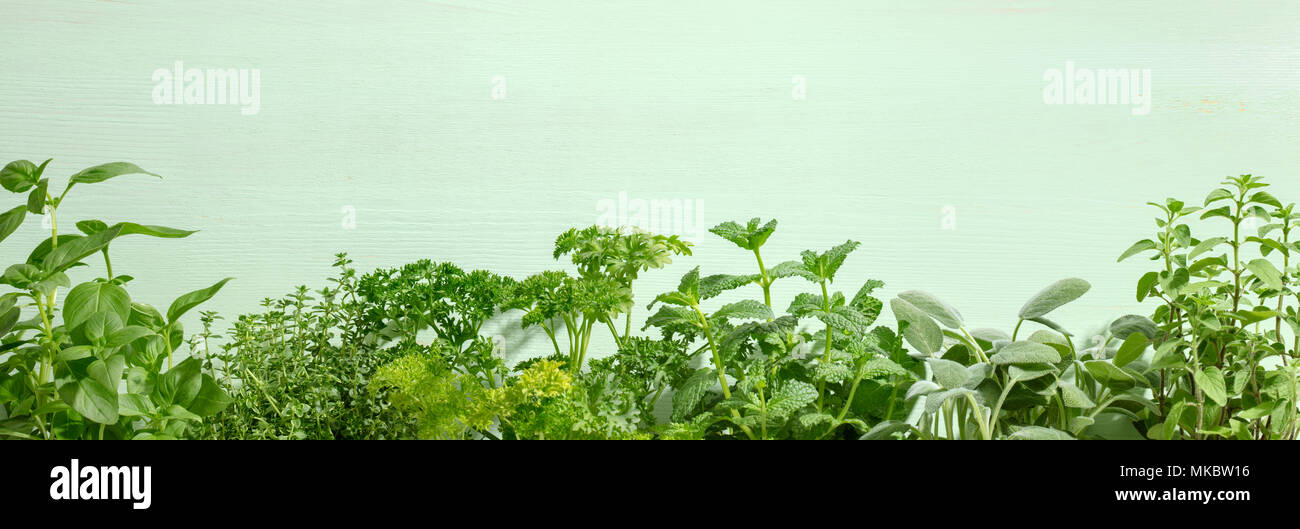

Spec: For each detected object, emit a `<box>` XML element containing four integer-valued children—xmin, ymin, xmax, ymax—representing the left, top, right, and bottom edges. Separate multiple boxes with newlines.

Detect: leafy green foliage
<box><xmin>0</xmin><ymin>158</ymin><xmax>230</xmax><ymax>439</ymax></box>
<box><xmin>1118</xmin><ymin>175</ymin><xmax>1300</xmax><ymax>439</ymax></box>
<box><xmin>1018</xmin><ymin>278</ymin><xmax>1091</xmax><ymax>320</ymax></box>
<box><xmin>201</xmin><ymin>255</ymin><xmax>417</xmax><ymax>440</ymax></box>
<box><xmin>13</xmin><ymin>168</ymin><xmax>1294</xmax><ymax>442</ymax></box>
<box><xmin>876</xmin><ymin>278</ymin><xmax>1159</xmax><ymax>440</ymax></box>
<box><xmin>553</xmin><ymin>225</ymin><xmax>691</xmax><ymax>346</ymax></box>
<box><xmin>635</xmin><ymin>223</ymin><xmax>912</xmax><ymax>440</ymax></box>
<box><xmin>357</xmin><ymin>260</ymin><xmax>516</xmax><ymax>352</ymax></box>
<box><xmin>505</xmin><ymin>271</ymin><xmax>631</xmax><ymax>372</ymax></box>
<box><xmin>201</xmin><ymin>213</ymin><xmax>1158</xmax><ymax>441</ymax></box>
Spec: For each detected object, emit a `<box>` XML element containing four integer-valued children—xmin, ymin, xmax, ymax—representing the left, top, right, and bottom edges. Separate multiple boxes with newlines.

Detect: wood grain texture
<box><xmin>2</xmin><ymin>0</ymin><xmax>1298</xmax><ymax>361</ymax></box>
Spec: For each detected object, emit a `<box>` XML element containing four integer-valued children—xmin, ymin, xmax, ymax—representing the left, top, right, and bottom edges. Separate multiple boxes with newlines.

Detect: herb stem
<box><xmin>960</xmin><ymin>327</ymin><xmax>990</xmax><ymax>363</ymax></box>
<box><xmin>693</xmin><ymin>304</ymin><xmax>755</xmax><ymax>440</ymax></box>
<box><xmin>605</xmin><ymin>318</ymin><xmax>623</xmax><ymax>350</ymax></box>
<box><xmin>753</xmin><ymin>248</ymin><xmax>772</xmax><ymax>310</ymax></box>
<box><xmin>103</xmin><ymin>250</ymin><xmax>114</xmax><ymax>279</ymax></box>
<box><xmin>965</xmin><ymin>394</ymin><xmax>990</xmax><ymax>440</ymax></box>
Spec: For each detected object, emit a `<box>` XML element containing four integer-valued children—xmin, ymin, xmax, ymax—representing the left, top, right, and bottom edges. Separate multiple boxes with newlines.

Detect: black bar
<box><xmin>7</xmin><ymin>441</ymin><xmax>1286</xmax><ymax>518</ymax></box>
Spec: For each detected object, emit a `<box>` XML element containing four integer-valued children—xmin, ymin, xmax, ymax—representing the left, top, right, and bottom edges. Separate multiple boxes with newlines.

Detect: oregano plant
<box><xmin>1119</xmin><ymin>175</ymin><xmax>1297</xmax><ymax>439</ymax></box>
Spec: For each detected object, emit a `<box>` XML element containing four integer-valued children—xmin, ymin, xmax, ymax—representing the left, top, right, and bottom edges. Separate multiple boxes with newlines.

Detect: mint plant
<box><xmin>0</xmin><ymin>158</ymin><xmax>231</xmax><ymax>439</ymax></box>
<box><xmin>641</xmin><ymin>220</ymin><xmax>911</xmax><ymax>440</ymax></box>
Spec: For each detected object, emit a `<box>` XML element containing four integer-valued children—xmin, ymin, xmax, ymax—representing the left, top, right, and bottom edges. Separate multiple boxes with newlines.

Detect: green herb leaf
<box><xmin>1250</xmin><ymin>191</ymin><xmax>1283</xmax><ymax>208</ymax></box>
<box><xmin>1203</xmin><ymin>188</ymin><xmax>1233</xmax><ymax>206</ymax></box>
<box><xmin>1193</xmin><ymin>367</ymin><xmax>1227</xmax><ymax>407</ymax></box>
<box><xmin>709</xmin><ymin>218</ymin><xmax>777</xmax><ymax>250</ymax></box>
<box><xmin>1188</xmin><ymin>237</ymin><xmax>1227</xmax><ymax>260</ymax></box>
<box><xmin>1008</xmin><ymin>426</ymin><xmax>1074</xmax><ymax>440</ymax></box>
<box><xmin>0</xmin><ymin>159</ymin><xmax>49</xmax><ymax>193</ymax></box>
<box><xmin>62</xmin><ymin>281</ymin><xmax>132</xmax><ymax>332</ymax></box>
<box><xmin>670</xmin><ymin>369</ymin><xmax>715</xmax><ymax>422</ymax></box>
<box><xmin>1109</xmin><ymin>314</ymin><xmax>1159</xmax><ymax>340</ymax></box>
<box><xmin>166</xmin><ymin>277</ymin><xmax>234</xmax><ymax>324</ymax></box>
<box><xmin>890</xmin><ymin>297</ymin><xmax>942</xmax><ymax>356</ymax></box>
<box><xmin>187</xmin><ymin>374</ymin><xmax>233</xmax><ymax>417</ymax></box>
<box><xmin>895</xmin><ymin>290</ymin><xmax>963</xmax><ymax>328</ymax></box>
<box><xmin>1058</xmin><ymin>383</ymin><xmax>1096</xmax><ymax>409</ymax></box>
<box><xmin>698</xmin><ymin>273</ymin><xmax>759</xmax><ymax>300</ymax></box>
<box><xmin>1245</xmin><ymin>258</ymin><xmax>1284</xmax><ymax>290</ymax></box>
<box><xmin>63</xmin><ymin>162</ymin><xmax>160</xmax><ymax>196</ymax></box>
<box><xmin>1112</xmin><ymin>332</ymin><xmax>1148</xmax><ymax>368</ymax></box>
<box><xmin>1018</xmin><ymin>278</ymin><xmax>1090</xmax><ymax>319</ymax></box>
<box><xmin>0</xmin><ymin>205</ymin><xmax>26</xmax><ymax>245</ymax></box>
<box><xmin>713</xmin><ymin>299</ymin><xmax>773</xmax><ymax>321</ymax></box>
<box><xmin>157</xmin><ymin>357</ymin><xmax>203</xmax><ymax>408</ymax></box>
<box><xmin>1085</xmin><ymin>360</ymin><xmax>1137</xmax><ymax>390</ymax></box>
<box><xmin>990</xmin><ymin>341</ymin><xmax>1060</xmax><ymax>365</ymax></box>
<box><xmin>40</xmin><ymin>225</ymin><xmax>123</xmax><ymax>273</ymax></box>
<box><xmin>1117</xmin><ymin>239</ymin><xmax>1156</xmax><ymax>262</ymax></box>
<box><xmin>26</xmin><ymin>178</ymin><xmax>48</xmax><ymax>214</ymax></box>
<box><xmin>766</xmin><ymin>381</ymin><xmax>817</xmax><ymax>420</ymax></box>
<box><xmin>57</xmin><ymin>359</ymin><xmax>119</xmax><ymax>425</ymax></box>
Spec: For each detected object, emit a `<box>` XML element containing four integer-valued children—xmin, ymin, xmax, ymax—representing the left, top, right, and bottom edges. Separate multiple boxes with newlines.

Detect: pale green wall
<box><xmin>3</xmin><ymin>1</ymin><xmax>1298</xmax><ymax>361</ymax></box>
